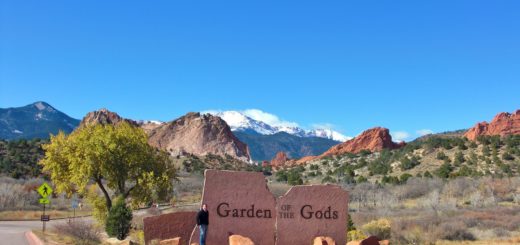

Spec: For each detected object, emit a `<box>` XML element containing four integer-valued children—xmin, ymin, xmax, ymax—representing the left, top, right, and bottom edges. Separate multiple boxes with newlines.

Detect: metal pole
<box><xmin>42</xmin><ymin>203</ymin><xmax>46</xmax><ymax>232</ymax></box>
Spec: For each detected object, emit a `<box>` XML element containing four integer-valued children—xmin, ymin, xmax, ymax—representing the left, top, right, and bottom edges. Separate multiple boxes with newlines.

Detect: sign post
<box><xmin>37</xmin><ymin>182</ymin><xmax>53</xmax><ymax>232</ymax></box>
<box><xmin>71</xmin><ymin>194</ymin><xmax>79</xmax><ymax>221</ymax></box>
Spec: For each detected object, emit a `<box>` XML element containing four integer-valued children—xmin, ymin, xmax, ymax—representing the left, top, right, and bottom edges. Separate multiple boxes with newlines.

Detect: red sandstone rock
<box><xmin>270</xmin><ymin>152</ymin><xmax>289</xmax><ymax>167</ymax></box>
<box><xmin>188</xmin><ymin>170</ymin><xmax>276</xmax><ymax>245</ymax></box>
<box><xmin>143</xmin><ymin>211</ymin><xmax>197</xmax><ymax>245</ymax></box>
<box><xmin>147</xmin><ymin>112</ymin><xmax>251</xmax><ymax>162</ymax></box>
<box><xmin>276</xmin><ymin>185</ymin><xmax>349</xmax><ymax>245</ymax></box>
<box><xmin>465</xmin><ymin>110</ymin><xmax>520</xmax><ymax>140</ymax></box>
<box><xmin>319</xmin><ymin>127</ymin><xmax>404</xmax><ymax>157</ymax></box>
<box><xmin>159</xmin><ymin>237</ymin><xmax>181</xmax><ymax>245</ymax></box>
<box><xmin>360</xmin><ymin>236</ymin><xmax>381</xmax><ymax>245</ymax></box>
<box><xmin>312</xmin><ymin>236</ymin><xmax>336</xmax><ymax>245</ymax></box>
<box><xmin>229</xmin><ymin>235</ymin><xmax>255</xmax><ymax>245</ymax></box>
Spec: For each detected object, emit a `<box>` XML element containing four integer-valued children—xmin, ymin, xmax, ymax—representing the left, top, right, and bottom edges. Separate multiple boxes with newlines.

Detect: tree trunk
<box><xmin>96</xmin><ymin>178</ymin><xmax>112</xmax><ymax>210</ymax></box>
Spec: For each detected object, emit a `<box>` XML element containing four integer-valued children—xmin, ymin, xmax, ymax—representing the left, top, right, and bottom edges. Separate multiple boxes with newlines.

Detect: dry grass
<box><xmin>33</xmin><ymin>229</ymin><xmax>77</xmax><ymax>245</ymax></box>
<box><xmin>0</xmin><ymin>209</ymin><xmax>91</xmax><ymax>220</ymax></box>
<box><xmin>436</xmin><ymin>236</ymin><xmax>520</xmax><ymax>245</ymax></box>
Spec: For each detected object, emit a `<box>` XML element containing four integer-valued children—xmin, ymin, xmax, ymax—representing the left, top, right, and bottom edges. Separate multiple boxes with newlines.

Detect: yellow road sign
<box><xmin>37</xmin><ymin>182</ymin><xmax>53</xmax><ymax>198</ymax></box>
<box><xmin>39</xmin><ymin>198</ymin><xmax>50</xmax><ymax>204</ymax></box>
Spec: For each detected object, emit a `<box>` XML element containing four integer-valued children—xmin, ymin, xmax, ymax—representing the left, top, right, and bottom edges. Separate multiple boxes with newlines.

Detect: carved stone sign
<box><xmin>189</xmin><ymin>170</ymin><xmax>277</xmax><ymax>245</ymax></box>
<box><xmin>276</xmin><ymin>185</ymin><xmax>348</xmax><ymax>245</ymax></box>
<box><xmin>179</xmin><ymin>170</ymin><xmax>349</xmax><ymax>245</ymax></box>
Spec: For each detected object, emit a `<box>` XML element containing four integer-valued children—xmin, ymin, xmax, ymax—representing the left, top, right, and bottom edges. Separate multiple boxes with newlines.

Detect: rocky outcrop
<box><xmin>291</xmin><ymin>127</ymin><xmax>404</xmax><ymax>164</ymax></box>
<box><xmin>148</xmin><ymin>112</ymin><xmax>251</xmax><ymax>162</ymax></box>
<box><xmin>80</xmin><ymin>108</ymin><xmax>138</xmax><ymax>127</ymax></box>
<box><xmin>270</xmin><ymin>151</ymin><xmax>289</xmax><ymax>167</ymax></box>
<box><xmin>229</xmin><ymin>235</ymin><xmax>255</xmax><ymax>245</ymax></box>
<box><xmin>465</xmin><ymin>110</ymin><xmax>520</xmax><ymax>140</ymax></box>
<box><xmin>320</xmin><ymin>127</ymin><xmax>404</xmax><ymax>156</ymax></box>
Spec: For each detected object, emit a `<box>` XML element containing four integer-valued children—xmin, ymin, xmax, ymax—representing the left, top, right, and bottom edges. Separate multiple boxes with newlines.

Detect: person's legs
<box><xmin>199</xmin><ymin>224</ymin><xmax>207</xmax><ymax>245</ymax></box>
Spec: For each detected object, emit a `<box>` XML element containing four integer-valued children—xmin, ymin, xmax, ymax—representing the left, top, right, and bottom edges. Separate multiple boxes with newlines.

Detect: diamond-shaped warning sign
<box><xmin>37</xmin><ymin>182</ymin><xmax>53</xmax><ymax>198</ymax></box>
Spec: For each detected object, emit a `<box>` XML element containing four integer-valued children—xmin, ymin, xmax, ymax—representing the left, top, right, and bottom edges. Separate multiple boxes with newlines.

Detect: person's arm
<box><xmin>196</xmin><ymin>211</ymin><xmax>201</xmax><ymax>226</ymax></box>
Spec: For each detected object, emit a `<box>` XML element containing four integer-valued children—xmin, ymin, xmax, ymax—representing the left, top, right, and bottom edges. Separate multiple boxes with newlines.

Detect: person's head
<box><xmin>202</xmin><ymin>203</ymin><xmax>207</xmax><ymax>211</ymax></box>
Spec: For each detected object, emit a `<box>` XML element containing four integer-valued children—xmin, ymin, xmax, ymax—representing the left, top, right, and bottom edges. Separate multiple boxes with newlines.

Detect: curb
<box><xmin>25</xmin><ymin>231</ymin><xmax>44</xmax><ymax>245</ymax></box>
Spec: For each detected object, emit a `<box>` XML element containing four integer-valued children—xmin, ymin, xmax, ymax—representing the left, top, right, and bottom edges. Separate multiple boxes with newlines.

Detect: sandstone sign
<box><xmin>143</xmin><ymin>169</ymin><xmax>350</xmax><ymax>245</ymax></box>
<box><xmin>189</xmin><ymin>170</ymin><xmax>277</xmax><ymax>245</ymax></box>
<box><xmin>277</xmin><ymin>185</ymin><xmax>348</xmax><ymax>245</ymax></box>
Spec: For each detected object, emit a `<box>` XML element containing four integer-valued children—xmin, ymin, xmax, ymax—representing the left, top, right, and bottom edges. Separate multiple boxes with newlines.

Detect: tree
<box><xmin>40</xmin><ymin>122</ymin><xmax>176</xmax><ymax>216</ymax></box>
<box><xmin>105</xmin><ymin>196</ymin><xmax>132</xmax><ymax>240</ymax></box>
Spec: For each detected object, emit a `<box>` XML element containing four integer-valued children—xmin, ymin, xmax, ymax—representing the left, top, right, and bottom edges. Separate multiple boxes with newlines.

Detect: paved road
<box><xmin>0</xmin><ymin>204</ymin><xmax>198</xmax><ymax>245</ymax></box>
<box><xmin>0</xmin><ymin>218</ymin><xmax>86</xmax><ymax>245</ymax></box>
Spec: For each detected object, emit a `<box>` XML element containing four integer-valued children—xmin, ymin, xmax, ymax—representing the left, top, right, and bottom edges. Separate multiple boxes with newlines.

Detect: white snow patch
<box><xmin>35</xmin><ymin>102</ymin><xmax>46</xmax><ymax>110</ymax></box>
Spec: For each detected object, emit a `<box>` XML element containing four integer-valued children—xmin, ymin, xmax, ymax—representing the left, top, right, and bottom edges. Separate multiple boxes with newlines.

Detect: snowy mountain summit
<box><xmin>204</xmin><ymin>110</ymin><xmax>350</xmax><ymax>142</ymax></box>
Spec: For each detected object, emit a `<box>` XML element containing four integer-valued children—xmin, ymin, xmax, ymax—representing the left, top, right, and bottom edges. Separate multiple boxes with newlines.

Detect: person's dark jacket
<box><xmin>196</xmin><ymin>209</ymin><xmax>209</xmax><ymax>225</ymax></box>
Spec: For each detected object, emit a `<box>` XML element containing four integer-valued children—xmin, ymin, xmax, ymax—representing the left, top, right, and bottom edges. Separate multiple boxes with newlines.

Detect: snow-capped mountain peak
<box><xmin>206</xmin><ymin>111</ymin><xmax>277</xmax><ymax>134</ymax></box>
<box><xmin>203</xmin><ymin>110</ymin><xmax>350</xmax><ymax>142</ymax></box>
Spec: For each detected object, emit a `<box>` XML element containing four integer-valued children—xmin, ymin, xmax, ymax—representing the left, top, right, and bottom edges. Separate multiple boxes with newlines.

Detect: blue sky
<box><xmin>1</xmin><ymin>1</ymin><xmax>519</xmax><ymax>141</ymax></box>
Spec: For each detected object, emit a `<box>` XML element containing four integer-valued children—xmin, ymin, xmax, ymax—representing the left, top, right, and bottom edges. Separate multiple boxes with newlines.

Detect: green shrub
<box><xmin>347</xmin><ymin>230</ymin><xmax>367</xmax><ymax>241</ymax></box>
<box><xmin>105</xmin><ymin>196</ymin><xmax>133</xmax><ymax>240</ymax></box>
<box><xmin>361</xmin><ymin>218</ymin><xmax>391</xmax><ymax>240</ymax></box>
<box><xmin>435</xmin><ymin>163</ymin><xmax>453</xmax><ymax>178</ymax></box>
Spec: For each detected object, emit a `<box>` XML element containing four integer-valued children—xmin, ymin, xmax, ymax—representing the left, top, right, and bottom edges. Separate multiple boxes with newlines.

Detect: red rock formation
<box><xmin>320</xmin><ymin>127</ymin><xmax>404</xmax><ymax>157</ymax></box>
<box><xmin>147</xmin><ymin>112</ymin><xmax>251</xmax><ymax>162</ymax></box>
<box><xmin>80</xmin><ymin>110</ymin><xmax>251</xmax><ymax>162</ymax></box>
<box><xmin>465</xmin><ymin>110</ymin><xmax>520</xmax><ymax>140</ymax></box>
<box><xmin>270</xmin><ymin>151</ymin><xmax>289</xmax><ymax>167</ymax></box>
<box><xmin>79</xmin><ymin>108</ymin><xmax>138</xmax><ymax>127</ymax></box>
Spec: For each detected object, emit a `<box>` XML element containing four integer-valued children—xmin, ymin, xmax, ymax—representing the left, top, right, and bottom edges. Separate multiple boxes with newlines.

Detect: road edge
<box><xmin>25</xmin><ymin>231</ymin><xmax>44</xmax><ymax>245</ymax></box>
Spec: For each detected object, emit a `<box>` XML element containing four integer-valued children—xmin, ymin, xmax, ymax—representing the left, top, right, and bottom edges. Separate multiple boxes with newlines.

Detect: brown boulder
<box><xmin>360</xmin><ymin>236</ymin><xmax>381</xmax><ymax>245</ymax></box>
<box><xmin>147</xmin><ymin>112</ymin><xmax>251</xmax><ymax>162</ymax></box>
<box><xmin>159</xmin><ymin>237</ymin><xmax>181</xmax><ymax>245</ymax></box>
<box><xmin>465</xmin><ymin>110</ymin><xmax>520</xmax><ymax>140</ymax></box>
<box><xmin>312</xmin><ymin>236</ymin><xmax>336</xmax><ymax>245</ymax></box>
<box><xmin>378</xmin><ymin>240</ymin><xmax>390</xmax><ymax>245</ymax></box>
<box><xmin>229</xmin><ymin>235</ymin><xmax>255</xmax><ymax>245</ymax></box>
<box><xmin>270</xmin><ymin>151</ymin><xmax>289</xmax><ymax>167</ymax></box>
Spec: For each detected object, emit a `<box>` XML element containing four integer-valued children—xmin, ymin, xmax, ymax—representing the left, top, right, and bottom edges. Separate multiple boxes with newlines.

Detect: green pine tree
<box><xmin>105</xmin><ymin>196</ymin><xmax>133</xmax><ymax>240</ymax></box>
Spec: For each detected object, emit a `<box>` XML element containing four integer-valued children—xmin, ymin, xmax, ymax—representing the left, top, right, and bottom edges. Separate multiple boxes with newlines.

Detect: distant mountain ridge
<box><xmin>0</xmin><ymin>102</ymin><xmax>80</xmax><ymax>139</ymax></box>
<box><xmin>206</xmin><ymin>110</ymin><xmax>350</xmax><ymax>142</ymax></box>
<box><xmin>233</xmin><ymin>131</ymin><xmax>340</xmax><ymax>161</ymax></box>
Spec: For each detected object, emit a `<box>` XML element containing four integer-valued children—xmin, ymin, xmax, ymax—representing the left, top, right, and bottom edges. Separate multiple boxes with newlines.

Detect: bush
<box><xmin>361</xmin><ymin>218</ymin><xmax>391</xmax><ymax>240</ymax></box>
<box><xmin>439</xmin><ymin>223</ymin><xmax>475</xmax><ymax>241</ymax></box>
<box><xmin>105</xmin><ymin>196</ymin><xmax>133</xmax><ymax>240</ymax></box>
<box><xmin>435</xmin><ymin>163</ymin><xmax>453</xmax><ymax>178</ymax></box>
<box><xmin>347</xmin><ymin>230</ymin><xmax>367</xmax><ymax>241</ymax></box>
<box><xmin>53</xmin><ymin>220</ymin><xmax>101</xmax><ymax>244</ymax></box>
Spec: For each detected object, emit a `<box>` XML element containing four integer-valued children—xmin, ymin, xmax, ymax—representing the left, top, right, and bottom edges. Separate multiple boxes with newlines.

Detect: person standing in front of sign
<box><xmin>196</xmin><ymin>203</ymin><xmax>209</xmax><ymax>245</ymax></box>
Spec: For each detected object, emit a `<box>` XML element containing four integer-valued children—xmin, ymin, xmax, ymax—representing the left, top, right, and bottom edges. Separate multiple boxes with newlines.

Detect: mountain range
<box><xmin>0</xmin><ymin>102</ymin><xmax>345</xmax><ymax>161</ymax></box>
<box><xmin>206</xmin><ymin>110</ymin><xmax>350</xmax><ymax>142</ymax></box>
<box><xmin>0</xmin><ymin>102</ymin><xmax>80</xmax><ymax>140</ymax></box>
<box><xmin>1</xmin><ymin>102</ymin><xmax>519</xmax><ymax>165</ymax></box>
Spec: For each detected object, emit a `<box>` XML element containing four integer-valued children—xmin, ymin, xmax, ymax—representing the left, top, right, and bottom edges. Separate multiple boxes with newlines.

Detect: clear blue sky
<box><xmin>1</xmin><ymin>0</ymin><xmax>519</xmax><ymax>140</ymax></box>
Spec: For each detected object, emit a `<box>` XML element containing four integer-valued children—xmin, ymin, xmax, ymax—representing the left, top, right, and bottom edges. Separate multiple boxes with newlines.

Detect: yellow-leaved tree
<box><xmin>39</xmin><ymin>122</ymin><xmax>176</xmax><ymax>223</ymax></box>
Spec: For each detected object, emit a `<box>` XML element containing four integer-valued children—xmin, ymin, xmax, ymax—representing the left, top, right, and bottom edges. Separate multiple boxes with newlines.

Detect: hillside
<box><xmin>234</xmin><ymin>131</ymin><xmax>340</xmax><ymax>161</ymax></box>
<box><xmin>0</xmin><ymin>138</ymin><xmax>46</xmax><ymax>178</ymax></box>
<box><xmin>273</xmin><ymin>135</ymin><xmax>520</xmax><ymax>185</ymax></box>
